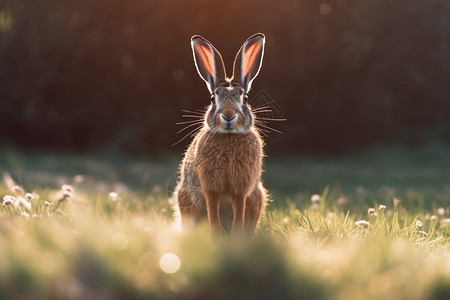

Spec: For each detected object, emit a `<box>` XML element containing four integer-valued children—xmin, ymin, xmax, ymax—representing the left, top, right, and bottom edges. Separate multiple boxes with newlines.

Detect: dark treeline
<box><xmin>0</xmin><ymin>0</ymin><xmax>449</xmax><ymax>156</ymax></box>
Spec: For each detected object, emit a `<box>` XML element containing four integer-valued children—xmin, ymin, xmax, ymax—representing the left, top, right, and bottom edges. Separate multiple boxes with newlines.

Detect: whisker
<box><xmin>253</xmin><ymin>105</ymin><xmax>270</xmax><ymax>109</ymax></box>
<box><xmin>176</xmin><ymin>119</ymin><xmax>204</xmax><ymax>125</ymax></box>
<box><xmin>252</xmin><ymin>106</ymin><xmax>270</xmax><ymax>111</ymax></box>
<box><xmin>255</xmin><ymin>117</ymin><xmax>286</xmax><ymax>122</ymax></box>
<box><xmin>255</xmin><ymin>127</ymin><xmax>275</xmax><ymax>141</ymax></box>
<box><xmin>254</xmin><ymin>119</ymin><xmax>271</xmax><ymax>124</ymax></box>
<box><xmin>253</xmin><ymin>110</ymin><xmax>273</xmax><ymax>114</ymax></box>
<box><xmin>182</xmin><ymin>114</ymin><xmax>204</xmax><ymax>118</ymax></box>
<box><xmin>257</xmin><ymin>129</ymin><xmax>269</xmax><ymax>137</ymax></box>
<box><xmin>177</xmin><ymin>122</ymin><xmax>204</xmax><ymax>134</ymax></box>
<box><xmin>171</xmin><ymin>127</ymin><xmax>203</xmax><ymax>147</ymax></box>
<box><xmin>182</xmin><ymin>109</ymin><xmax>205</xmax><ymax>115</ymax></box>
<box><xmin>254</xmin><ymin>125</ymin><xmax>271</xmax><ymax>132</ymax></box>
<box><xmin>256</xmin><ymin>123</ymin><xmax>283</xmax><ymax>134</ymax></box>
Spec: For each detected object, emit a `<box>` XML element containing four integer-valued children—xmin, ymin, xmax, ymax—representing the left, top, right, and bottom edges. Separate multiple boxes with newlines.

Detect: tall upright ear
<box><xmin>232</xmin><ymin>33</ymin><xmax>265</xmax><ymax>92</ymax></box>
<box><xmin>191</xmin><ymin>35</ymin><xmax>227</xmax><ymax>93</ymax></box>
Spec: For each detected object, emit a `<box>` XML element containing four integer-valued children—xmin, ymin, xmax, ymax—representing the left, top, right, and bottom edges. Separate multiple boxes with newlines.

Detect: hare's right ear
<box><xmin>232</xmin><ymin>33</ymin><xmax>265</xmax><ymax>93</ymax></box>
<box><xmin>191</xmin><ymin>35</ymin><xmax>227</xmax><ymax>93</ymax></box>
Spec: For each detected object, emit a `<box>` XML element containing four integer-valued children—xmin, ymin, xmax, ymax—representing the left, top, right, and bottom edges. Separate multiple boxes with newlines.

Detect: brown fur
<box><xmin>173</xmin><ymin>127</ymin><xmax>267</xmax><ymax>234</ymax></box>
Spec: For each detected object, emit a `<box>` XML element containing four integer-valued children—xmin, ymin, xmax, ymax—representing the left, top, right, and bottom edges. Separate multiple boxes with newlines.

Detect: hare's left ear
<box><xmin>191</xmin><ymin>35</ymin><xmax>227</xmax><ymax>94</ymax></box>
<box><xmin>232</xmin><ymin>33</ymin><xmax>265</xmax><ymax>92</ymax></box>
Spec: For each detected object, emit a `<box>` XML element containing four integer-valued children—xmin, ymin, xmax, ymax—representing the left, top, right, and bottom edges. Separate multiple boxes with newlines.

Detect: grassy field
<box><xmin>1</xmin><ymin>144</ymin><xmax>450</xmax><ymax>299</ymax></box>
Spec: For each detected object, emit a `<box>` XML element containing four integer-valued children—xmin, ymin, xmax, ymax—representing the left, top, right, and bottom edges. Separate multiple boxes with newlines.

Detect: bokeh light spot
<box><xmin>172</xmin><ymin>69</ymin><xmax>185</xmax><ymax>81</ymax></box>
<box><xmin>110</xmin><ymin>233</ymin><xmax>129</xmax><ymax>250</ymax></box>
<box><xmin>320</xmin><ymin>3</ymin><xmax>332</xmax><ymax>15</ymax></box>
<box><xmin>159</xmin><ymin>253</ymin><xmax>181</xmax><ymax>274</ymax></box>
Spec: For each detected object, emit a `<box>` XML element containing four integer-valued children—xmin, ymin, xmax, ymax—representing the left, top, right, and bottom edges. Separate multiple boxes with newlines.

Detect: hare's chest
<box><xmin>195</xmin><ymin>135</ymin><xmax>261</xmax><ymax>193</ymax></box>
<box><xmin>198</xmin><ymin>138</ymin><xmax>258</xmax><ymax>171</ymax></box>
<box><xmin>198</xmin><ymin>149</ymin><xmax>244</xmax><ymax>174</ymax></box>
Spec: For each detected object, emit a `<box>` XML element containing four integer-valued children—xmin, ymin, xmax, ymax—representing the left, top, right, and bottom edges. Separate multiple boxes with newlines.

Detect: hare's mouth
<box><xmin>217</xmin><ymin>121</ymin><xmax>242</xmax><ymax>133</ymax></box>
<box><xmin>216</xmin><ymin>127</ymin><xmax>246</xmax><ymax>134</ymax></box>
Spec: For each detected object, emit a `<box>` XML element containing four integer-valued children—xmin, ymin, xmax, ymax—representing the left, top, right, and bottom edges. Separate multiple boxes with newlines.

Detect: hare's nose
<box><xmin>219</xmin><ymin>113</ymin><xmax>238</xmax><ymax>128</ymax></box>
<box><xmin>220</xmin><ymin>114</ymin><xmax>237</xmax><ymax>122</ymax></box>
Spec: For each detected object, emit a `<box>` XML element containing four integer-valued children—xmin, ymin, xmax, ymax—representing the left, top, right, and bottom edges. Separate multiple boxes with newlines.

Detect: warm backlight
<box><xmin>196</xmin><ymin>44</ymin><xmax>214</xmax><ymax>76</ymax></box>
<box><xmin>243</xmin><ymin>43</ymin><xmax>260</xmax><ymax>77</ymax></box>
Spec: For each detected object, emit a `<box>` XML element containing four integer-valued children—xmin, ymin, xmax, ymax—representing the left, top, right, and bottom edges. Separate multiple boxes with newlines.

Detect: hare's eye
<box><xmin>243</xmin><ymin>94</ymin><xmax>249</xmax><ymax>103</ymax></box>
<box><xmin>210</xmin><ymin>94</ymin><xmax>215</xmax><ymax>103</ymax></box>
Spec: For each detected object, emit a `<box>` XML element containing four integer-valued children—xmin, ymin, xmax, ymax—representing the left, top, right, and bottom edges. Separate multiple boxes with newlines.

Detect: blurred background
<box><xmin>0</xmin><ymin>0</ymin><xmax>449</xmax><ymax>156</ymax></box>
<box><xmin>2</xmin><ymin>3</ymin><xmax>450</xmax><ymax>299</ymax></box>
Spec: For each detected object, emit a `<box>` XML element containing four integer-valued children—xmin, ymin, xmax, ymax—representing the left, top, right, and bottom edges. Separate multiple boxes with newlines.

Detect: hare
<box><xmin>172</xmin><ymin>33</ymin><xmax>268</xmax><ymax>234</ymax></box>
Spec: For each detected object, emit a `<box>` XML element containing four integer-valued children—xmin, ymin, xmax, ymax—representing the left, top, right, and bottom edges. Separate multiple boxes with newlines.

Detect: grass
<box><xmin>1</xmin><ymin>144</ymin><xmax>450</xmax><ymax>299</ymax></box>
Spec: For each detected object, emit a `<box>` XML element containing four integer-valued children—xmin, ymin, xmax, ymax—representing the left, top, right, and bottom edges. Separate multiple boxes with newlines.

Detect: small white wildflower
<box><xmin>2</xmin><ymin>195</ymin><xmax>15</xmax><ymax>205</ymax></box>
<box><xmin>379</xmin><ymin>205</ymin><xmax>386</xmax><ymax>211</ymax></box>
<box><xmin>14</xmin><ymin>196</ymin><xmax>31</xmax><ymax>210</ymax></box>
<box><xmin>356</xmin><ymin>220</ymin><xmax>370</xmax><ymax>228</ymax></box>
<box><xmin>57</xmin><ymin>185</ymin><xmax>74</xmax><ymax>206</ymax></box>
<box><xmin>417</xmin><ymin>231</ymin><xmax>428</xmax><ymax>237</ymax></box>
<box><xmin>62</xmin><ymin>184</ymin><xmax>74</xmax><ymax>193</ymax></box>
<box><xmin>430</xmin><ymin>215</ymin><xmax>438</xmax><ymax>222</ymax></box>
<box><xmin>368</xmin><ymin>208</ymin><xmax>376</xmax><ymax>215</ymax></box>
<box><xmin>311</xmin><ymin>194</ymin><xmax>321</xmax><ymax>204</ymax></box>
<box><xmin>109</xmin><ymin>192</ymin><xmax>120</xmax><ymax>202</ymax></box>
<box><xmin>25</xmin><ymin>193</ymin><xmax>34</xmax><ymax>201</ymax></box>
<box><xmin>437</xmin><ymin>208</ymin><xmax>446</xmax><ymax>217</ymax></box>
<box><xmin>416</xmin><ymin>220</ymin><xmax>422</xmax><ymax>228</ymax></box>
